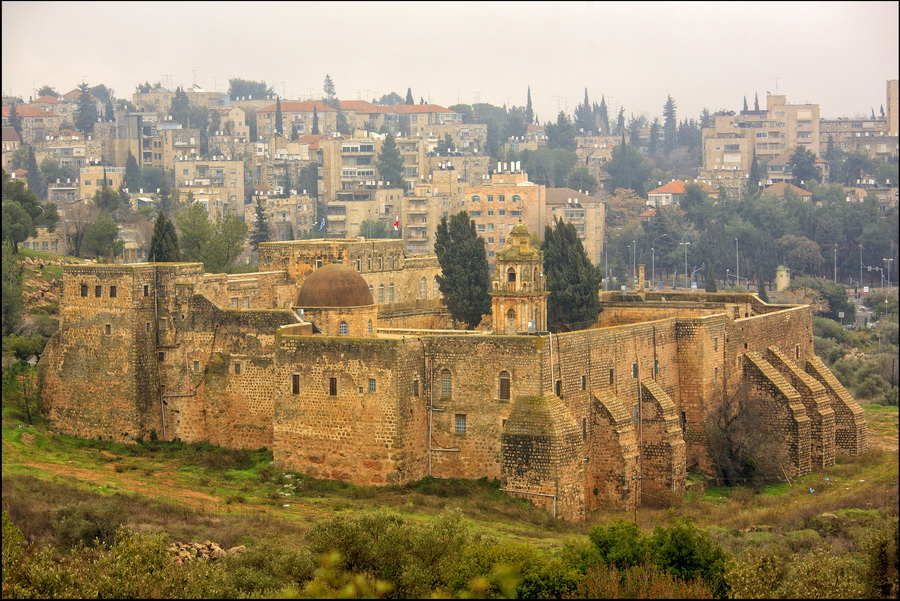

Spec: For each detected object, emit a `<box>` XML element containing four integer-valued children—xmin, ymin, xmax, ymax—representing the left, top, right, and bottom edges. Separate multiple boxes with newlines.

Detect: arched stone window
<box><xmin>440</xmin><ymin>369</ymin><xmax>452</xmax><ymax>399</ymax></box>
<box><xmin>369</xmin><ymin>285</ymin><xmax>374</xmax><ymax>299</ymax></box>
<box><xmin>507</xmin><ymin>267</ymin><xmax>516</xmax><ymax>283</ymax></box>
<box><xmin>433</xmin><ymin>276</ymin><xmax>440</xmax><ymax>298</ymax></box>
<box><xmin>506</xmin><ymin>308</ymin><xmax>517</xmax><ymax>333</ymax></box>
<box><xmin>339</xmin><ymin>321</ymin><xmax>348</xmax><ymax>335</ymax></box>
<box><xmin>367</xmin><ymin>320</ymin><xmax>373</xmax><ymax>334</ymax></box>
<box><xmin>378</xmin><ymin>284</ymin><xmax>385</xmax><ymax>303</ymax></box>
<box><xmin>471</xmin><ymin>195</ymin><xmax>481</xmax><ymax>203</ymax></box>
<box><xmin>389</xmin><ymin>282</ymin><xmax>395</xmax><ymax>302</ymax></box>
<box><xmin>420</xmin><ymin>277</ymin><xmax>427</xmax><ymax>299</ymax></box>
<box><xmin>499</xmin><ymin>371</ymin><xmax>511</xmax><ymax>400</ymax></box>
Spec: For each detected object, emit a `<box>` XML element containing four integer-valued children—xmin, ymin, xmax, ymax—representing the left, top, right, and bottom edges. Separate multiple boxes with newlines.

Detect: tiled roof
<box><xmin>50</xmin><ymin>129</ymin><xmax>82</xmax><ymax>138</ymax></box>
<box><xmin>13</xmin><ymin>168</ymin><xmax>28</xmax><ymax>177</ymax></box>
<box><xmin>389</xmin><ymin>104</ymin><xmax>455</xmax><ymax>114</ymax></box>
<box><xmin>761</xmin><ymin>182</ymin><xmax>813</xmax><ymax>197</ymax></box>
<box><xmin>1</xmin><ymin>106</ymin><xmax>59</xmax><ymax>118</ymax></box>
<box><xmin>648</xmin><ymin>180</ymin><xmax>687</xmax><ymax>195</ymax></box>
<box><xmin>545</xmin><ymin>188</ymin><xmax>600</xmax><ymax>205</ymax></box>
<box><xmin>339</xmin><ymin>100</ymin><xmax>389</xmax><ymax>113</ymax></box>
<box><xmin>2</xmin><ymin>126</ymin><xmax>21</xmax><ymax>142</ymax></box>
<box><xmin>33</xmin><ymin>95</ymin><xmax>59</xmax><ymax>104</ymax></box>
<box><xmin>258</xmin><ymin>100</ymin><xmax>337</xmax><ymax>113</ymax></box>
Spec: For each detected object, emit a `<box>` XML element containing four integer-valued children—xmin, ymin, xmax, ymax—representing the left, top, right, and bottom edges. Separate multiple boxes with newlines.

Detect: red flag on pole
<box><xmin>393</xmin><ymin>215</ymin><xmax>399</xmax><ymax>230</ymax></box>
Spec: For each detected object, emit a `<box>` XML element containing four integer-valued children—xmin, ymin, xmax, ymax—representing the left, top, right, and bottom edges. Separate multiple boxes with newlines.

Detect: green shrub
<box><xmin>863</xmin><ymin>518</ymin><xmax>899</xmax><ymax>599</ymax></box>
<box><xmin>588</xmin><ymin>518</ymin><xmax>649</xmax><ymax>569</ymax></box>
<box><xmin>648</xmin><ymin>518</ymin><xmax>729</xmax><ymax>597</ymax></box>
<box><xmin>51</xmin><ymin>500</ymin><xmax>125</xmax><ymax>548</ymax></box>
<box><xmin>575</xmin><ymin>563</ymin><xmax>714</xmax><ymax>599</ymax></box>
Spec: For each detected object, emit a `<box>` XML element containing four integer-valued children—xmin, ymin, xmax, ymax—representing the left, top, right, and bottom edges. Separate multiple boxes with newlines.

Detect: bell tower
<box><xmin>490</xmin><ymin>223</ymin><xmax>549</xmax><ymax>334</ymax></box>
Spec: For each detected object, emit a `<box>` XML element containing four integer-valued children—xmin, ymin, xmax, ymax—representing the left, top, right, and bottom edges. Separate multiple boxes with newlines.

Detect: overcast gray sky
<box><xmin>3</xmin><ymin>1</ymin><xmax>898</xmax><ymax>122</ymax></box>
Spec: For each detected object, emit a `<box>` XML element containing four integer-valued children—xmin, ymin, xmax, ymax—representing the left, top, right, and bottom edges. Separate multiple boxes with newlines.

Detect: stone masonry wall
<box><xmin>806</xmin><ymin>356</ymin><xmax>868</xmax><ymax>456</ymax></box>
<box><xmin>588</xmin><ymin>391</ymin><xmax>638</xmax><ymax>510</ymax></box>
<box><xmin>743</xmin><ymin>352</ymin><xmax>812</xmax><ymax>478</ymax></box>
<box><xmin>766</xmin><ymin>346</ymin><xmax>836</xmax><ymax>470</ymax></box>
<box><xmin>639</xmin><ymin>380</ymin><xmax>687</xmax><ymax>503</ymax></box>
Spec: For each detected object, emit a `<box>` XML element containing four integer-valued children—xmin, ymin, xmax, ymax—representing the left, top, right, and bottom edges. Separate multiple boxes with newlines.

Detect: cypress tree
<box><xmin>251</xmin><ymin>197</ymin><xmax>271</xmax><ymax>251</ymax></box>
<box><xmin>275</xmin><ymin>96</ymin><xmax>283</xmax><ymax>136</ymax></box>
<box><xmin>434</xmin><ymin>211</ymin><xmax>491</xmax><ymax>329</ymax></box>
<box><xmin>525</xmin><ymin>86</ymin><xmax>534</xmax><ymax>125</ymax></box>
<box><xmin>124</xmin><ymin>151</ymin><xmax>141</xmax><ymax>192</ymax></box>
<box><xmin>405</xmin><ymin>88</ymin><xmax>414</xmax><ymax>105</ymax></box>
<box><xmin>312</xmin><ymin>106</ymin><xmax>320</xmax><ymax>135</ymax></box>
<box><xmin>148</xmin><ymin>213</ymin><xmax>180</xmax><ymax>262</ymax></box>
<box><xmin>8</xmin><ymin>104</ymin><xmax>22</xmax><ymax>139</ymax></box>
<box><xmin>376</xmin><ymin>133</ymin><xmax>405</xmax><ymax>190</ymax></box>
<box><xmin>543</xmin><ymin>216</ymin><xmax>603</xmax><ymax>330</ymax></box>
<box><xmin>74</xmin><ymin>83</ymin><xmax>98</xmax><ymax>134</ymax></box>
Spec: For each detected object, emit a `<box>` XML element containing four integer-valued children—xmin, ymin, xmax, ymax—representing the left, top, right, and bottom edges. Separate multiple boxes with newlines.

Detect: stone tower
<box><xmin>490</xmin><ymin>223</ymin><xmax>549</xmax><ymax>334</ymax></box>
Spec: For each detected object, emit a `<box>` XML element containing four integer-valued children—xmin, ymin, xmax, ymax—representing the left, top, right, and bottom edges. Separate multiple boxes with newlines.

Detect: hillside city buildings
<box><xmin>3</xmin><ymin>80</ymin><xmax>897</xmax><ymax>263</ymax></box>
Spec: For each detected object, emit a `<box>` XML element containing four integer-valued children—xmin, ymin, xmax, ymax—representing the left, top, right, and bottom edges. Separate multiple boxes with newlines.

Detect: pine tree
<box><xmin>74</xmin><ymin>83</ymin><xmax>98</xmax><ymax>134</ymax></box>
<box><xmin>747</xmin><ymin>153</ymin><xmax>761</xmax><ymax>194</ymax></box>
<box><xmin>597</xmin><ymin>96</ymin><xmax>610</xmax><ymax>136</ymax></box>
<box><xmin>743</xmin><ymin>96</ymin><xmax>748</xmax><ymax>112</ymax></box>
<box><xmin>405</xmin><ymin>88</ymin><xmax>414</xmax><ymax>105</ymax></box>
<box><xmin>754</xmin><ymin>93</ymin><xmax>760</xmax><ymax>111</ymax></box>
<box><xmin>148</xmin><ymin>213</ymin><xmax>180</xmax><ymax>262</ymax></box>
<box><xmin>705</xmin><ymin>264</ymin><xmax>718</xmax><ymax>293</ymax></box>
<box><xmin>434</xmin><ymin>211</ymin><xmax>491</xmax><ymax>329</ymax></box>
<box><xmin>543</xmin><ymin>216</ymin><xmax>602</xmax><ymax>330</ymax></box>
<box><xmin>574</xmin><ymin>88</ymin><xmax>594</xmax><ymax>135</ymax></box>
<box><xmin>275</xmin><ymin>96</ymin><xmax>283</xmax><ymax>136</ymax></box>
<box><xmin>312</xmin><ymin>106</ymin><xmax>320</xmax><ymax>135</ymax></box>
<box><xmin>525</xmin><ymin>86</ymin><xmax>534</xmax><ymax>125</ymax></box>
<box><xmin>376</xmin><ymin>133</ymin><xmax>405</xmax><ymax>189</ymax></box>
<box><xmin>251</xmin><ymin>197</ymin><xmax>271</xmax><ymax>251</ymax></box>
<box><xmin>662</xmin><ymin>95</ymin><xmax>677</xmax><ymax>156</ymax></box>
<box><xmin>323</xmin><ymin>75</ymin><xmax>336</xmax><ymax>104</ymax></box>
<box><xmin>105</xmin><ymin>98</ymin><xmax>115</xmax><ymax>122</ymax></box>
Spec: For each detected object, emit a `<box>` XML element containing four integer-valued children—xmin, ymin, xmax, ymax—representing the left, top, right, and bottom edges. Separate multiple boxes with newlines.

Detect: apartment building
<box><xmin>244</xmin><ymin>193</ymin><xmax>317</xmax><ymax>241</ymax></box>
<box><xmin>1</xmin><ymin>126</ymin><xmax>20</xmax><ymax>170</ymax></box>
<box><xmin>79</xmin><ymin>164</ymin><xmax>124</xmax><ymax>200</ymax></box>
<box><xmin>545</xmin><ymin>188</ymin><xmax>606</xmax><ymax>266</ymax></box>
<box><xmin>820</xmin><ymin>117</ymin><xmax>898</xmax><ymax>162</ymax></box>
<box><xmin>461</xmin><ymin>164</ymin><xmax>546</xmax><ymax>261</ymax></box>
<box><xmin>1</xmin><ymin>105</ymin><xmax>62</xmax><ymax>145</ymax></box>
<box><xmin>392</xmin><ymin>104</ymin><xmax>462</xmax><ymax>137</ymax></box>
<box><xmin>317</xmin><ymin>132</ymin><xmax>382</xmax><ymax>201</ymax></box>
<box><xmin>172</xmin><ymin>157</ymin><xmax>244</xmax><ymax>217</ymax></box>
<box><xmin>326</xmin><ymin>186</ymin><xmax>405</xmax><ymax>239</ymax></box>
<box><xmin>700</xmin><ymin>94</ymin><xmax>820</xmax><ymax>191</ymax></box>
<box><xmin>403</xmin><ymin>167</ymin><xmax>465</xmax><ymax>255</ymax></box>
<box><xmin>256</xmin><ymin>100</ymin><xmax>337</xmax><ymax>139</ymax></box>
<box><xmin>38</xmin><ymin>129</ymin><xmax>102</xmax><ymax>172</ymax></box>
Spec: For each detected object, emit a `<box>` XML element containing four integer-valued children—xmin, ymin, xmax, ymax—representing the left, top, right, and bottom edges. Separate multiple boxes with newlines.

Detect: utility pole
<box><xmin>735</xmin><ymin>237</ymin><xmax>740</xmax><ymax>290</ymax></box>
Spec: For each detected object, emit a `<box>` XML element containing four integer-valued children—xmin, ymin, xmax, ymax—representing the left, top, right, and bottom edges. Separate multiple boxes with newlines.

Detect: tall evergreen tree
<box><xmin>124</xmin><ymin>151</ymin><xmax>141</xmax><ymax>192</ymax></box>
<box><xmin>616</xmin><ymin>107</ymin><xmax>625</xmax><ymax>135</ymax></box>
<box><xmin>649</xmin><ymin>118</ymin><xmax>661</xmax><ymax>158</ymax></box>
<box><xmin>147</xmin><ymin>213</ymin><xmax>180</xmax><ymax>262</ymax></box>
<box><xmin>543</xmin><ymin>216</ymin><xmax>603</xmax><ymax>330</ymax></box>
<box><xmin>8</xmin><ymin>104</ymin><xmax>22</xmax><ymax>139</ymax></box>
<box><xmin>376</xmin><ymin>133</ymin><xmax>405</xmax><ymax>189</ymax></box>
<box><xmin>525</xmin><ymin>86</ymin><xmax>534</xmax><ymax>125</ymax></box>
<box><xmin>170</xmin><ymin>86</ymin><xmax>190</xmax><ymax>124</ymax></box>
<box><xmin>74</xmin><ymin>83</ymin><xmax>98</xmax><ymax>134</ymax></box>
<box><xmin>754</xmin><ymin>93</ymin><xmax>760</xmax><ymax>111</ymax></box>
<box><xmin>574</xmin><ymin>88</ymin><xmax>594</xmax><ymax>134</ymax></box>
<box><xmin>275</xmin><ymin>96</ymin><xmax>283</xmax><ymax>136</ymax></box>
<box><xmin>662</xmin><ymin>95</ymin><xmax>677</xmax><ymax>156</ymax></box>
<box><xmin>742</xmin><ymin>96</ymin><xmax>748</xmax><ymax>112</ymax></box>
<box><xmin>433</xmin><ymin>211</ymin><xmax>491</xmax><ymax>329</ymax></box>
<box><xmin>312</xmin><ymin>106</ymin><xmax>320</xmax><ymax>135</ymax></box>
<box><xmin>336</xmin><ymin>105</ymin><xmax>350</xmax><ymax>134</ymax></box>
<box><xmin>105</xmin><ymin>97</ymin><xmax>115</xmax><ymax>122</ymax></box>
<box><xmin>405</xmin><ymin>88</ymin><xmax>414</xmax><ymax>105</ymax></box>
<box><xmin>747</xmin><ymin>153</ymin><xmax>762</xmax><ymax>195</ymax></box>
<box><xmin>251</xmin><ymin>197</ymin><xmax>271</xmax><ymax>251</ymax></box>
<box><xmin>596</xmin><ymin>96</ymin><xmax>610</xmax><ymax>136</ymax></box>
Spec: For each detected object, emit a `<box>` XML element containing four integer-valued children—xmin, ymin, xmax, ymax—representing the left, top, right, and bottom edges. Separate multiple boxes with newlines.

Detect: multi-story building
<box><xmin>37</xmin><ymin>129</ymin><xmax>103</xmax><ymax>173</ymax></box>
<box><xmin>461</xmin><ymin>164</ymin><xmax>546</xmax><ymax>262</ymax></box>
<box><xmin>244</xmin><ymin>193</ymin><xmax>318</xmax><ymax>240</ymax></box>
<box><xmin>1</xmin><ymin>105</ymin><xmax>62</xmax><ymax>145</ymax></box>
<box><xmin>544</xmin><ymin>188</ymin><xmax>606</xmax><ymax>266</ymax></box>
<box><xmin>256</xmin><ymin>100</ymin><xmax>338</xmax><ymax>139</ymax></box>
<box><xmin>1</xmin><ymin>126</ymin><xmax>20</xmax><ymax>170</ymax></box>
<box><xmin>820</xmin><ymin>117</ymin><xmax>898</xmax><ymax>163</ymax></box>
<box><xmin>701</xmin><ymin>94</ymin><xmax>820</xmax><ymax>195</ymax></box>
<box><xmin>402</xmin><ymin>167</ymin><xmax>465</xmax><ymax>255</ymax></box>
<box><xmin>326</xmin><ymin>186</ymin><xmax>405</xmax><ymax>239</ymax></box>
<box><xmin>132</xmin><ymin>85</ymin><xmax>175</xmax><ymax>114</ymax></box>
<box><xmin>317</xmin><ymin>132</ymin><xmax>381</xmax><ymax>202</ymax></box>
<box><xmin>79</xmin><ymin>163</ymin><xmax>124</xmax><ymax>200</ymax></box>
<box><xmin>172</xmin><ymin>157</ymin><xmax>244</xmax><ymax>217</ymax></box>
<box><xmin>392</xmin><ymin>104</ymin><xmax>462</xmax><ymax>137</ymax></box>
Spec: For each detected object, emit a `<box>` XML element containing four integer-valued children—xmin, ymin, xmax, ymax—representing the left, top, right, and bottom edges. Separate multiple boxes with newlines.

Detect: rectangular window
<box><xmin>499</xmin><ymin>195</ymin><xmax>505</xmax><ymax>202</ymax></box>
<box><xmin>158</xmin><ymin>352</ymin><xmax>165</xmax><ymax>361</ymax></box>
<box><xmin>242</xmin><ymin>297</ymin><xmax>250</xmax><ymax>308</ymax></box>
<box><xmin>81</xmin><ymin>284</ymin><xmax>88</xmax><ymax>297</ymax></box>
<box><xmin>368</xmin><ymin>378</ymin><xmax>376</xmax><ymax>393</ymax></box>
<box><xmin>145</xmin><ymin>322</ymin><xmax>151</xmax><ymax>333</ymax></box>
<box><xmin>581</xmin><ymin>375</ymin><xmax>587</xmax><ymax>390</ymax></box>
<box><xmin>654</xmin><ymin>360</ymin><xmax>659</xmax><ymax>375</ymax></box>
<box><xmin>158</xmin><ymin>318</ymin><xmax>166</xmax><ymax>331</ymax></box>
<box><xmin>609</xmin><ymin>368</ymin><xmax>614</xmax><ymax>385</ymax></box>
<box><xmin>632</xmin><ymin>363</ymin><xmax>638</xmax><ymax>378</ymax></box>
<box><xmin>555</xmin><ymin>379</ymin><xmax>562</xmax><ymax>396</ymax></box>
<box><xmin>487</xmin><ymin>195</ymin><xmax>493</xmax><ymax>202</ymax></box>
<box><xmin>714</xmin><ymin>367</ymin><xmax>719</xmax><ymax>380</ymax></box>
<box><xmin>109</xmin><ymin>286</ymin><xmax>117</xmax><ymax>298</ymax></box>
<box><xmin>713</xmin><ymin>337</ymin><xmax>718</xmax><ymax>351</ymax></box>
<box><xmin>292</xmin><ymin>373</ymin><xmax>301</xmax><ymax>394</ymax></box>
<box><xmin>681</xmin><ymin>411</ymin><xmax>687</xmax><ymax>430</ymax></box>
<box><xmin>105</xmin><ymin>324</ymin><xmax>111</xmax><ymax>335</ymax></box>
<box><xmin>93</xmin><ymin>285</ymin><xmax>101</xmax><ymax>297</ymax></box>
<box><xmin>143</xmin><ymin>285</ymin><xmax>149</xmax><ymax>296</ymax></box>
<box><xmin>329</xmin><ymin>377</ymin><xmax>338</xmax><ymax>396</ymax></box>
<box><xmin>455</xmin><ymin>414</ymin><xmax>467</xmax><ymax>434</ymax></box>
<box><xmin>193</xmin><ymin>360</ymin><xmax>200</xmax><ymax>372</ymax></box>
<box><xmin>413</xmin><ymin>380</ymin><xmax>419</xmax><ymax>396</ymax></box>
<box><xmin>234</xmin><ymin>362</ymin><xmax>242</xmax><ymax>375</ymax></box>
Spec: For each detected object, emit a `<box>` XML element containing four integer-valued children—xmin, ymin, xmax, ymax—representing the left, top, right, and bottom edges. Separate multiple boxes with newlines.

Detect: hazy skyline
<box><xmin>3</xmin><ymin>1</ymin><xmax>898</xmax><ymax>124</ymax></box>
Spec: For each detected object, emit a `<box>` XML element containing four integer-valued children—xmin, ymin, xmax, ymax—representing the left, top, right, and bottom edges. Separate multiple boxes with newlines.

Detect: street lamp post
<box><xmin>680</xmin><ymin>241</ymin><xmax>690</xmax><ymax>290</ymax></box>
<box><xmin>651</xmin><ymin>234</ymin><xmax>667</xmax><ymax>290</ymax></box>
<box><xmin>860</xmin><ymin>244</ymin><xmax>864</xmax><ymax>293</ymax></box>
<box><xmin>834</xmin><ymin>246</ymin><xmax>838</xmax><ymax>283</ymax></box>
<box><xmin>735</xmin><ymin>237</ymin><xmax>740</xmax><ymax>291</ymax></box>
<box><xmin>632</xmin><ymin>239</ymin><xmax>636</xmax><ymax>286</ymax></box>
<box><xmin>884</xmin><ymin>258</ymin><xmax>894</xmax><ymax>288</ymax></box>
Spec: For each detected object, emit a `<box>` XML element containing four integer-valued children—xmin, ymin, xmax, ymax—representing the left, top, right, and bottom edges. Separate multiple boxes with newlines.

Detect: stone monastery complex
<box><xmin>39</xmin><ymin>229</ymin><xmax>867</xmax><ymax>520</ymax></box>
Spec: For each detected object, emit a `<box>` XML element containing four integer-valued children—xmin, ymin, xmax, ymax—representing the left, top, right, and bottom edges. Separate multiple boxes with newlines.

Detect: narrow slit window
<box><xmin>499</xmin><ymin>371</ymin><xmax>511</xmax><ymax>400</ymax></box>
<box><xmin>329</xmin><ymin>377</ymin><xmax>338</xmax><ymax>396</ymax></box>
<box><xmin>440</xmin><ymin>369</ymin><xmax>452</xmax><ymax>399</ymax></box>
<box><xmin>109</xmin><ymin>285</ymin><xmax>117</xmax><ymax>298</ymax></box>
<box><xmin>95</xmin><ymin>285</ymin><xmax>102</xmax><ymax>297</ymax></box>
<box><xmin>292</xmin><ymin>373</ymin><xmax>301</xmax><ymax>394</ymax></box>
